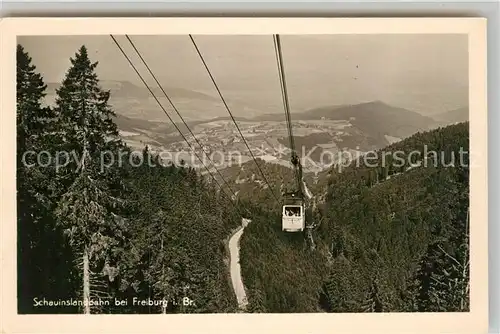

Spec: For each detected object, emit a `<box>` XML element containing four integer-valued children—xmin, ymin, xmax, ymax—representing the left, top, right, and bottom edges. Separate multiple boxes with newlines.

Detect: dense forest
<box><xmin>239</xmin><ymin>122</ymin><xmax>470</xmax><ymax>312</ymax></box>
<box><xmin>17</xmin><ymin>44</ymin><xmax>243</xmax><ymax>314</ymax></box>
<box><xmin>17</xmin><ymin>42</ymin><xmax>469</xmax><ymax>314</ymax></box>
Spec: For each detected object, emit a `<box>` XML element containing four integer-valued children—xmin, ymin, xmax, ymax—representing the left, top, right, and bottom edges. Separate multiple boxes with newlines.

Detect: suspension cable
<box><xmin>188</xmin><ymin>34</ymin><xmax>281</xmax><ymax>205</ymax></box>
<box><xmin>110</xmin><ymin>35</ymin><xmax>243</xmax><ymax>217</ymax></box>
<box><xmin>273</xmin><ymin>34</ymin><xmax>303</xmax><ymax>196</ymax></box>
<box><xmin>273</xmin><ymin>35</ymin><xmax>296</xmax><ymax>160</ymax></box>
<box><xmin>124</xmin><ymin>35</ymin><xmax>238</xmax><ymax>199</ymax></box>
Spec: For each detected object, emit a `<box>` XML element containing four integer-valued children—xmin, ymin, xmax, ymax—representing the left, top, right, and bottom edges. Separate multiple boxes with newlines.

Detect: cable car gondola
<box><xmin>282</xmin><ymin>191</ymin><xmax>305</xmax><ymax>232</ymax></box>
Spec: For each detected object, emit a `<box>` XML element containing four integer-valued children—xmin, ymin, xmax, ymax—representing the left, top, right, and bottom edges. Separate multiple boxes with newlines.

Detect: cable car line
<box><xmin>110</xmin><ymin>35</ymin><xmax>244</xmax><ymax>218</ymax></box>
<box><xmin>124</xmin><ymin>35</ymin><xmax>239</xmax><ymax>200</ymax></box>
<box><xmin>188</xmin><ymin>34</ymin><xmax>281</xmax><ymax>205</ymax></box>
<box><xmin>272</xmin><ymin>36</ymin><xmax>294</xmax><ymax>163</ymax></box>
<box><xmin>272</xmin><ymin>36</ymin><xmax>288</xmax><ymax>140</ymax></box>
<box><xmin>273</xmin><ymin>35</ymin><xmax>315</xmax><ymax>240</ymax></box>
<box><xmin>273</xmin><ymin>34</ymin><xmax>304</xmax><ymax>195</ymax></box>
<box><xmin>273</xmin><ymin>35</ymin><xmax>298</xmax><ymax>168</ymax></box>
<box><xmin>272</xmin><ymin>35</ymin><xmax>303</xmax><ymax>201</ymax></box>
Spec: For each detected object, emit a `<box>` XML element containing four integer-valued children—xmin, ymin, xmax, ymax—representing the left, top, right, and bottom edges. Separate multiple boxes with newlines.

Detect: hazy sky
<box><xmin>18</xmin><ymin>34</ymin><xmax>468</xmax><ymax>115</ymax></box>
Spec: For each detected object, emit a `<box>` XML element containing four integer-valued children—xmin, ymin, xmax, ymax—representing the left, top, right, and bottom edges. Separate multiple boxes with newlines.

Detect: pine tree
<box><xmin>362</xmin><ymin>278</ymin><xmax>384</xmax><ymax>312</ymax></box>
<box><xmin>247</xmin><ymin>288</ymin><xmax>267</xmax><ymax>313</ymax></box>
<box><xmin>16</xmin><ymin>44</ymin><xmax>55</xmax><ymax>223</ymax></box>
<box><xmin>17</xmin><ymin>44</ymin><xmax>68</xmax><ymax>312</ymax></box>
<box><xmin>17</xmin><ymin>45</ymin><xmax>54</xmax><ymax>152</ymax></box>
<box><xmin>411</xmin><ymin>226</ymin><xmax>469</xmax><ymax>312</ymax></box>
<box><xmin>53</xmin><ymin>45</ymin><xmax>127</xmax><ymax>314</ymax></box>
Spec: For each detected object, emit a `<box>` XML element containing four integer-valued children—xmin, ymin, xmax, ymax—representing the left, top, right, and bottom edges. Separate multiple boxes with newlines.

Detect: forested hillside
<box><xmin>218</xmin><ymin>159</ymin><xmax>296</xmax><ymax>211</ymax></box>
<box><xmin>240</xmin><ymin>122</ymin><xmax>470</xmax><ymax>312</ymax></box>
<box><xmin>239</xmin><ymin>209</ymin><xmax>329</xmax><ymax>312</ymax></box>
<box><xmin>17</xmin><ymin>44</ymin><xmax>241</xmax><ymax>314</ymax></box>
<box><xmin>17</xmin><ymin>41</ymin><xmax>470</xmax><ymax>315</ymax></box>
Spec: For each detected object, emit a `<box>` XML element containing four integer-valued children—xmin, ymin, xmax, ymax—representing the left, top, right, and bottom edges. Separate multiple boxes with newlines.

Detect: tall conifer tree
<box><xmin>54</xmin><ymin>45</ymin><xmax>127</xmax><ymax>314</ymax></box>
<box><xmin>16</xmin><ymin>44</ymin><xmax>67</xmax><ymax>312</ymax></box>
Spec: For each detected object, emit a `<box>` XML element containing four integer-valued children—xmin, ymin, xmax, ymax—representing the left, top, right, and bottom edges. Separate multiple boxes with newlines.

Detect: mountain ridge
<box><xmin>432</xmin><ymin>106</ymin><xmax>469</xmax><ymax>124</ymax></box>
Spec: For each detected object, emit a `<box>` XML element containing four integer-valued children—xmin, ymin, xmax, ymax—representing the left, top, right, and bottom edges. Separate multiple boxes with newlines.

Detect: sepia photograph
<box><xmin>1</xmin><ymin>17</ymin><xmax>488</xmax><ymax>334</ymax></box>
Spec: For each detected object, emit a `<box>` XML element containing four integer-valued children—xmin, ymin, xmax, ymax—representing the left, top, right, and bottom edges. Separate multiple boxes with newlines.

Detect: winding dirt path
<box><xmin>303</xmin><ymin>180</ymin><xmax>314</xmax><ymax>199</ymax></box>
<box><xmin>229</xmin><ymin>218</ymin><xmax>251</xmax><ymax>310</ymax></box>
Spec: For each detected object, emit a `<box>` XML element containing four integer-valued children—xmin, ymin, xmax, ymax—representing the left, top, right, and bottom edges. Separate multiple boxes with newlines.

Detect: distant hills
<box><xmin>44</xmin><ymin>80</ymin><xmax>266</xmax><ymax>121</ymax></box>
<box><xmin>46</xmin><ymin>80</ymin><xmax>219</xmax><ymax>102</ymax></box>
<box><xmin>44</xmin><ymin>80</ymin><xmax>468</xmax><ymax>126</ymax></box>
<box><xmin>44</xmin><ymin>80</ymin><xmax>467</xmax><ymax>175</ymax></box>
<box><xmin>237</xmin><ymin>100</ymin><xmax>438</xmax><ymax>139</ymax></box>
<box><xmin>106</xmin><ymin>97</ymin><xmax>467</xmax><ymax>179</ymax></box>
<box><xmin>431</xmin><ymin>106</ymin><xmax>469</xmax><ymax>124</ymax></box>
<box><xmin>303</xmin><ymin>101</ymin><xmax>437</xmax><ymax>138</ymax></box>
<box><xmin>113</xmin><ymin>99</ymin><xmax>440</xmax><ymax>139</ymax></box>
